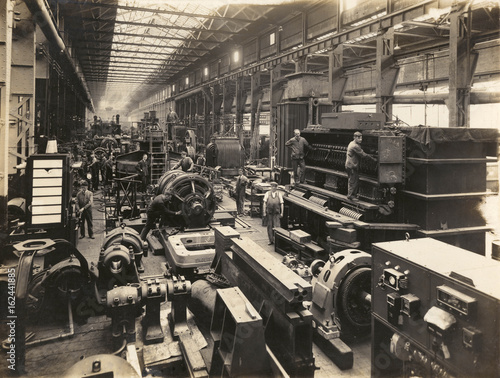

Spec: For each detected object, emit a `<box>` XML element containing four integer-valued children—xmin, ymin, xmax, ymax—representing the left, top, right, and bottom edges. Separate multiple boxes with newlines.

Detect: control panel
<box><xmin>371</xmin><ymin>238</ymin><xmax>500</xmax><ymax>377</ymax></box>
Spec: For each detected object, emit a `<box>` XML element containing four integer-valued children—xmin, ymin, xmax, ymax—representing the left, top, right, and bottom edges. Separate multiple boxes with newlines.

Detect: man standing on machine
<box><xmin>285</xmin><ymin>129</ymin><xmax>311</xmax><ymax>184</ymax></box>
<box><xmin>345</xmin><ymin>131</ymin><xmax>377</xmax><ymax>201</ymax></box>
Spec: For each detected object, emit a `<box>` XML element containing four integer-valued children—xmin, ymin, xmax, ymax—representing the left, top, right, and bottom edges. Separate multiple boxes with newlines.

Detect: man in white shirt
<box><xmin>262</xmin><ymin>182</ymin><xmax>284</xmax><ymax>245</ymax></box>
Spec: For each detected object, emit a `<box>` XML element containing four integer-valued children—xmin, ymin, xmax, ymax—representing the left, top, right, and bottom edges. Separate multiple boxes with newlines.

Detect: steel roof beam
<box><xmin>77</xmin><ymin>2</ymin><xmax>254</xmax><ymax>23</ymax></box>
<box><xmin>83</xmin><ymin>59</ymin><xmax>187</xmax><ymax>67</ymax></box>
<box><xmin>85</xmin><ymin>56</ymin><xmax>191</xmax><ymax>65</ymax></box>
<box><xmin>76</xmin><ymin>46</ymin><xmax>203</xmax><ymax>57</ymax></box>
<box><xmin>88</xmin><ymin>30</ymin><xmax>221</xmax><ymax>44</ymax></box>
<box><xmin>75</xmin><ymin>39</ymin><xmax>212</xmax><ymax>51</ymax></box>
<box><xmin>75</xmin><ymin>17</ymin><xmax>239</xmax><ymax>35</ymax></box>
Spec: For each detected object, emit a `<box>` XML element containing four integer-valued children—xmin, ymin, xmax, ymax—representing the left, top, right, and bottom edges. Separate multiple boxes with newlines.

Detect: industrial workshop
<box><xmin>1</xmin><ymin>0</ymin><xmax>500</xmax><ymax>377</ymax></box>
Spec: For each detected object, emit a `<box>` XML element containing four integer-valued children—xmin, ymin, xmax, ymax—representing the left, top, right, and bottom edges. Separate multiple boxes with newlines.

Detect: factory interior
<box><xmin>1</xmin><ymin>0</ymin><xmax>500</xmax><ymax>377</ymax></box>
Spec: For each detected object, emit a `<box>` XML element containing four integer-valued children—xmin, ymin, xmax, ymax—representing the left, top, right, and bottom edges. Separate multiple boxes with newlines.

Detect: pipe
<box><xmin>24</xmin><ymin>0</ymin><xmax>94</xmax><ymax>111</ymax></box>
<box><xmin>338</xmin><ymin>91</ymin><xmax>500</xmax><ymax>105</ymax></box>
<box><xmin>26</xmin><ymin>298</ymin><xmax>74</xmax><ymax>347</ymax></box>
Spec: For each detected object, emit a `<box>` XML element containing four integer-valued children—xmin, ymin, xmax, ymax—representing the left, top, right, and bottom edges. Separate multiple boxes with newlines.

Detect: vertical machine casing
<box><xmin>371</xmin><ymin>238</ymin><xmax>500</xmax><ymax>377</ymax></box>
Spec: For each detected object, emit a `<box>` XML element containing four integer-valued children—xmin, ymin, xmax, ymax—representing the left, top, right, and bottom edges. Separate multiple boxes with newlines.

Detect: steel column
<box><xmin>0</xmin><ymin>0</ymin><xmax>13</xmax><ymax>234</ymax></box>
<box><xmin>448</xmin><ymin>6</ymin><xmax>478</xmax><ymax>127</ymax></box>
<box><xmin>9</xmin><ymin>1</ymin><xmax>35</xmax><ymax>173</ymax></box>
<box><xmin>328</xmin><ymin>44</ymin><xmax>348</xmax><ymax>113</ymax></box>
<box><xmin>376</xmin><ymin>27</ymin><xmax>399</xmax><ymax>123</ymax></box>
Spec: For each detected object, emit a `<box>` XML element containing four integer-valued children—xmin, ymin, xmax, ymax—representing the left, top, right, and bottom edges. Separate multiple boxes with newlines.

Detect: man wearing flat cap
<box><xmin>140</xmin><ymin>192</ymin><xmax>182</xmax><ymax>241</ymax></box>
<box><xmin>262</xmin><ymin>182</ymin><xmax>283</xmax><ymax>245</ymax></box>
<box><xmin>76</xmin><ymin>180</ymin><xmax>94</xmax><ymax>239</ymax></box>
<box><xmin>345</xmin><ymin>131</ymin><xmax>377</xmax><ymax>201</ymax></box>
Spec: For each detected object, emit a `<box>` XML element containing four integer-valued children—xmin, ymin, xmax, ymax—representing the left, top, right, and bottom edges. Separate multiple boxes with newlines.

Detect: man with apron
<box><xmin>262</xmin><ymin>181</ymin><xmax>283</xmax><ymax>245</ymax></box>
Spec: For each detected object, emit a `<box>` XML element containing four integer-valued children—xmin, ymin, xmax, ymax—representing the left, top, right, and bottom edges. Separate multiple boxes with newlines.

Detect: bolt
<box><xmin>127</xmin><ymin>295</ymin><xmax>133</xmax><ymax>303</ymax></box>
<box><xmin>148</xmin><ymin>288</ymin><xmax>153</xmax><ymax>294</ymax></box>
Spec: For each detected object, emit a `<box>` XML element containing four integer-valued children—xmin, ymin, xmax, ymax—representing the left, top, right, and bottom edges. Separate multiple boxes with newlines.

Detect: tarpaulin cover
<box><xmin>398</xmin><ymin>126</ymin><xmax>498</xmax><ymax>147</ymax></box>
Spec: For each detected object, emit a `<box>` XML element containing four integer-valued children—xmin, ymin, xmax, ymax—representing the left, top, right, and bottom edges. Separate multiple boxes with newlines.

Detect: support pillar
<box><xmin>448</xmin><ymin>6</ymin><xmax>477</xmax><ymax>127</ymax></box>
<box><xmin>328</xmin><ymin>45</ymin><xmax>348</xmax><ymax>113</ymax></box>
<box><xmin>0</xmin><ymin>0</ymin><xmax>13</xmax><ymax>235</ymax></box>
<box><xmin>9</xmin><ymin>1</ymin><xmax>36</xmax><ymax>171</ymax></box>
<box><xmin>269</xmin><ymin>65</ymin><xmax>285</xmax><ymax>169</ymax></box>
<box><xmin>250</xmin><ymin>73</ymin><xmax>263</xmax><ymax>161</ymax></box>
<box><xmin>375</xmin><ymin>27</ymin><xmax>399</xmax><ymax>123</ymax></box>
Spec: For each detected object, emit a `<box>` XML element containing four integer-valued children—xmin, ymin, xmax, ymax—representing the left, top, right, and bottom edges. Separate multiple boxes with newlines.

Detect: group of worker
<box><xmin>77</xmin><ymin>128</ymin><xmax>373</xmax><ymax>248</ymax></box>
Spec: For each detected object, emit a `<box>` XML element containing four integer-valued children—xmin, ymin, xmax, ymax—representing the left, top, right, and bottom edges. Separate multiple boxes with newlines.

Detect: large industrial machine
<box><xmin>281</xmin><ymin>111</ymin><xmax>498</xmax><ymax>255</ymax></box>
<box><xmin>371</xmin><ymin>238</ymin><xmax>500</xmax><ymax>377</ymax></box>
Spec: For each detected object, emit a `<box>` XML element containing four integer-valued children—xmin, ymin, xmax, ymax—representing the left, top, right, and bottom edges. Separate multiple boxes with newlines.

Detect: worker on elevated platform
<box><xmin>263</xmin><ymin>182</ymin><xmax>284</xmax><ymax>245</ymax></box>
<box><xmin>285</xmin><ymin>129</ymin><xmax>311</xmax><ymax>184</ymax></box>
<box><xmin>173</xmin><ymin>151</ymin><xmax>194</xmax><ymax>172</ymax></box>
<box><xmin>345</xmin><ymin>131</ymin><xmax>377</xmax><ymax>201</ymax></box>
<box><xmin>140</xmin><ymin>192</ymin><xmax>182</xmax><ymax>241</ymax></box>
<box><xmin>166</xmin><ymin>107</ymin><xmax>179</xmax><ymax>125</ymax></box>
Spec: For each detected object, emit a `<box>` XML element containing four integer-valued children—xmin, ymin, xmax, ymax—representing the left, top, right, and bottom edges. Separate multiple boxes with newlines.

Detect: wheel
<box><xmin>337</xmin><ymin>266</ymin><xmax>372</xmax><ymax>335</ymax></box>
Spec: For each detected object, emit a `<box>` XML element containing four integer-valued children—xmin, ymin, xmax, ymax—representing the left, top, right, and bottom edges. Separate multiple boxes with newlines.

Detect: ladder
<box><xmin>149</xmin><ymin>130</ymin><xmax>168</xmax><ymax>185</ymax></box>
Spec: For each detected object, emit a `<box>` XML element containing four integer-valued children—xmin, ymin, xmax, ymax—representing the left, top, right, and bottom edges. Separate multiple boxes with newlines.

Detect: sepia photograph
<box><xmin>0</xmin><ymin>0</ymin><xmax>499</xmax><ymax>377</ymax></box>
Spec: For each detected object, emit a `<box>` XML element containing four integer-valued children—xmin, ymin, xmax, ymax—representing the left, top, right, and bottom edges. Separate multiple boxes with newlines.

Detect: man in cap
<box><xmin>285</xmin><ymin>129</ymin><xmax>311</xmax><ymax>184</ymax></box>
<box><xmin>173</xmin><ymin>151</ymin><xmax>194</xmax><ymax>172</ymax></box>
<box><xmin>235</xmin><ymin>168</ymin><xmax>248</xmax><ymax>215</ymax></box>
<box><xmin>140</xmin><ymin>192</ymin><xmax>182</xmax><ymax>241</ymax></box>
<box><xmin>76</xmin><ymin>180</ymin><xmax>94</xmax><ymax>239</ymax></box>
<box><xmin>345</xmin><ymin>131</ymin><xmax>377</xmax><ymax>201</ymax></box>
<box><xmin>262</xmin><ymin>182</ymin><xmax>284</xmax><ymax>245</ymax></box>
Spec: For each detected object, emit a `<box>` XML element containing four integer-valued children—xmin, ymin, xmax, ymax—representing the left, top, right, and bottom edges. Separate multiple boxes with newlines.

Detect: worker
<box><xmin>345</xmin><ymin>131</ymin><xmax>377</xmax><ymax>201</ymax></box>
<box><xmin>140</xmin><ymin>192</ymin><xmax>182</xmax><ymax>241</ymax></box>
<box><xmin>285</xmin><ymin>129</ymin><xmax>311</xmax><ymax>184</ymax></box>
<box><xmin>76</xmin><ymin>181</ymin><xmax>94</xmax><ymax>239</ymax></box>
<box><xmin>206</xmin><ymin>137</ymin><xmax>218</xmax><ymax>167</ymax></box>
<box><xmin>166</xmin><ymin>107</ymin><xmax>179</xmax><ymax>125</ymax></box>
<box><xmin>89</xmin><ymin>153</ymin><xmax>100</xmax><ymax>191</ymax></box>
<box><xmin>103</xmin><ymin>154</ymin><xmax>115</xmax><ymax>187</ymax></box>
<box><xmin>173</xmin><ymin>151</ymin><xmax>194</xmax><ymax>172</ymax></box>
<box><xmin>136</xmin><ymin>153</ymin><xmax>149</xmax><ymax>192</ymax></box>
<box><xmin>262</xmin><ymin>182</ymin><xmax>284</xmax><ymax>245</ymax></box>
<box><xmin>235</xmin><ymin>168</ymin><xmax>248</xmax><ymax>215</ymax></box>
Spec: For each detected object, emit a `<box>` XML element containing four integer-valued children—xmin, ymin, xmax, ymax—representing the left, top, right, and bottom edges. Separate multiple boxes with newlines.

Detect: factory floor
<box><xmin>0</xmin><ymin>188</ymin><xmax>372</xmax><ymax>377</ymax></box>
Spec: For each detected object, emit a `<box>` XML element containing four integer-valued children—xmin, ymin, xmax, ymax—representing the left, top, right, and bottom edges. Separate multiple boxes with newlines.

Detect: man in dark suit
<box><xmin>136</xmin><ymin>153</ymin><xmax>149</xmax><ymax>192</ymax></box>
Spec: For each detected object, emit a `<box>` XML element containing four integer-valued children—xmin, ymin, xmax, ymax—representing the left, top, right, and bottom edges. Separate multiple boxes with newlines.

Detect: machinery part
<box><xmin>98</xmin><ymin>244</ymin><xmax>139</xmax><ymax>291</ymax></box>
<box><xmin>339</xmin><ymin>207</ymin><xmax>363</xmax><ymax>220</ymax></box>
<box><xmin>102</xmin><ymin>225</ymin><xmax>147</xmax><ymax>270</ymax></box>
<box><xmin>310</xmin><ymin>249</ymin><xmax>372</xmax><ymax>336</ymax></box>
<box><xmin>106</xmin><ymin>284</ymin><xmax>142</xmax><ymax>348</ymax></box>
<box><xmin>212</xmin><ymin>227</ymin><xmax>315</xmax><ymax>375</ymax></box>
<box><xmin>188</xmin><ymin>279</ymin><xmax>219</xmax><ymax>329</ymax></box>
<box><xmin>11</xmin><ymin>238</ymin><xmax>90</xmax><ymax>374</ymax></box>
<box><xmin>157</xmin><ymin>170</ymin><xmax>216</xmax><ymax>228</ymax></box>
<box><xmin>7</xmin><ymin>197</ymin><xmax>26</xmax><ymax>225</ymax></box>
<box><xmin>282</xmin><ymin>254</ymin><xmax>312</xmax><ymax>281</ymax></box>
<box><xmin>372</xmin><ymin>238</ymin><xmax>500</xmax><ymax>377</ymax></box>
<box><xmin>167</xmin><ymin>275</ymin><xmax>192</xmax><ymax>337</ymax></box>
<box><xmin>140</xmin><ymin>279</ymin><xmax>167</xmax><ymax>344</ymax></box>
<box><xmin>337</xmin><ymin>266</ymin><xmax>372</xmax><ymax>334</ymax></box>
<box><xmin>209</xmin><ymin>287</ymin><xmax>269</xmax><ymax>377</ymax></box>
<box><xmin>101</xmin><ymin>136</ymin><xmax>118</xmax><ymax>151</ymax></box>
<box><xmin>161</xmin><ymin>230</ymin><xmax>215</xmax><ymax>277</ymax></box>
<box><xmin>63</xmin><ymin>354</ymin><xmax>140</xmax><ymax>378</ymax></box>
<box><xmin>101</xmin><ymin>245</ymin><xmax>132</xmax><ymax>274</ymax></box>
<box><xmin>42</xmin><ymin>257</ymin><xmax>87</xmax><ymax>303</ymax></box>
<box><xmin>309</xmin><ymin>259</ymin><xmax>325</xmax><ymax>277</ymax></box>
